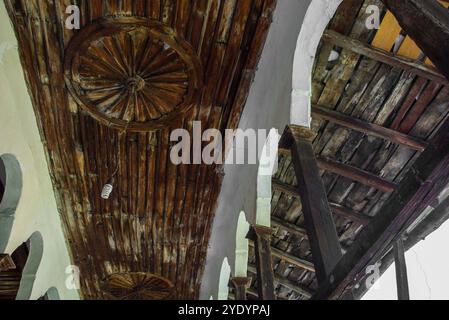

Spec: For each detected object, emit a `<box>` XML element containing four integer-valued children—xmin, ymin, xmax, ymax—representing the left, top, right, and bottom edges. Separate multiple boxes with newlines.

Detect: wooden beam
<box><xmin>313</xmin><ymin>113</ymin><xmax>449</xmax><ymax>300</ymax></box>
<box><xmin>394</xmin><ymin>238</ymin><xmax>410</xmax><ymax>300</ymax></box>
<box><xmin>312</xmin><ymin>105</ymin><xmax>428</xmax><ymax>152</ymax></box>
<box><xmin>317</xmin><ymin>157</ymin><xmax>397</xmax><ymax>193</ymax></box>
<box><xmin>278</xmin><ymin>149</ymin><xmax>398</xmax><ymax>193</ymax></box>
<box><xmin>0</xmin><ymin>254</ymin><xmax>15</xmax><ymax>272</ymax></box>
<box><xmin>272</xmin><ymin>179</ymin><xmax>373</xmax><ymax>226</ymax></box>
<box><xmin>271</xmin><ymin>216</ymin><xmax>308</xmax><ymax>239</ymax></box>
<box><xmin>231</xmin><ymin>277</ymin><xmax>252</xmax><ymax>300</ymax></box>
<box><xmin>249</xmin><ymin>241</ymin><xmax>315</xmax><ymax>273</ymax></box>
<box><xmin>284</xmin><ymin>125</ymin><xmax>343</xmax><ymax>284</ymax></box>
<box><xmin>247</xmin><ymin>225</ymin><xmax>276</xmax><ymax>300</ymax></box>
<box><xmin>321</xmin><ymin>29</ymin><xmax>448</xmax><ymax>85</ymax></box>
<box><xmin>247</xmin><ymin>265</ymin><xmax>314</xmax><ymax>298</ymax></box>
<box><xmin>382</xmin><ymin>0</ymin><xmax>449</xmax><ymax>81</ymax></box>
<box><xmin>354</xmin><ymin>195</ymin><xmax>449</xmax><ymax>298</ymax></box>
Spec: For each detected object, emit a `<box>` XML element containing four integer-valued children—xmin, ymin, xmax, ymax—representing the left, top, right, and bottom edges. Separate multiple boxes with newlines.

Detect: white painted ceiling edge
<box><xmin>0</xmin><ymin>2</ymin><xmax>80</xmax><ymax>300</ymax></box>
<box><xmin>200</xmin><ymin>0</ymin><xmax>342</xmax><ymax>300</ymax></box>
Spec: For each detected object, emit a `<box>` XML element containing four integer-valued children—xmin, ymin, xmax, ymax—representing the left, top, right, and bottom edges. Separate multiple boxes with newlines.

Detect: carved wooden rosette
<box><xmin>102</xmin><ymin>272</ymin><xmax>175</xmax><ymax>300</ymax></box>
<box><xmin>64</xmin><ymin>17</ymin><xmax>202</xmax><ymax>132</ymax></box>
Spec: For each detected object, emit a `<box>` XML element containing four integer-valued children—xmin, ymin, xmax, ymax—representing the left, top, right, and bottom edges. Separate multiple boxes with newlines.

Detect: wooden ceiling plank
<box><xmin>399</xmin><ymin>82</ymin><xmax>443</xmax><ymax>134</ymax></box>
<box><xmin>314</xmin><ymin>112</ymin><xmax>449</xmax><ymax>299</ymax></box>
<box><xmin>247</xmin><ymin>265</ymin><xmax>313</xmax><ymax>299</ymax></box>
<box><xmin>272</xmin><ymin>179</ymin><xmax>372</xmax><ymax>226</ymax></box>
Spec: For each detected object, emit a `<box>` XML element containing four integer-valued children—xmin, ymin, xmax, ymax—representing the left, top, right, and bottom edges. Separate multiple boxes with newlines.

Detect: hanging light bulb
<box><xmin>101</xmin><ymin>177</ymin><xmax>115</xmax><ymax>200</ymax></box>
<box><xmin>101</xmin><ymin>121</ymin><xmax>129</xmax><ymax>200</ymax></box>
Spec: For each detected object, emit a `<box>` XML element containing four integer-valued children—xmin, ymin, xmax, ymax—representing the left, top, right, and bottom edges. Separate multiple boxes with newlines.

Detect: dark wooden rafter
<box><xmin>247</xmin><ymin>225</ymin><xmax>276</xmax><ymax>300</ymax></box>
<box><xmin>272</xmin><ymin>180</ymin><xmax>372</xmax><ymax>225</ymax></box>
<box><xmin>312</xmin><ymin>0</ymin><xmax>449</xmax><ymax>300</ymax></box>
<box><xmin>317</xmin><ymin>157</ymin><xmax>397</xmax><ymax>193</ymax></box>
<box><xmin>321</xmin><ymin>30</ymin><xmax>448</xmax><ymax>85</ymax></box>
<box><xmin>312</xmin><ymin>105</ymin><xmax>428</xmax><ymax>152</ymax></box>
<box><xmin>280</xmin><ymin>125</ymin><xmax>343</xmax><ymax>284</ymax></box>
<box><xmin>271</xmin><ymin>216</ymin><xmax>308</xmax><ymax>239</ymax></box>
<box><xmin>393</xmin><ymin>238</ymin><xmax>410</xmax><ymax>300</ymax></box>
<box><xmin>247</xmin><ymin>265</ymin><xmax>313</xmax><ymax>298</ymax></box>
<box><xmin>354</xmin><ymin>194</ymin><xmax>449</xmax><ymax>298</ymax></box>
<box><xmin>381</xmin><ymin>0</ymin><xmax>449</xmax><ymax>81</ymax></box>
<box><xmin>248</xmin><ymin>241</ymin><xmax>315</xmax><ymax>273</ymax></box>
<box><xmin>230</xmin><ymin>277</ymin><xmax>252</xmax><ymax>300</ymax></box>
<box><xmin>278</xmin><ymin>149</ymin><xmax>397</xmax><ymax>193</ymax></box>
<box><xmin>314</xmin><ymin>114</ymin><xmax>449</xmax><ymax>299</ymax></box>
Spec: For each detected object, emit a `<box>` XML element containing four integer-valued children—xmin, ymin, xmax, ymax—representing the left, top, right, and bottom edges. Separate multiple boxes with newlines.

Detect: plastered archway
<box><xmin>291</xmin><ymin>0</ymin><xmax>342</xmax><ymax>126</ymax></box>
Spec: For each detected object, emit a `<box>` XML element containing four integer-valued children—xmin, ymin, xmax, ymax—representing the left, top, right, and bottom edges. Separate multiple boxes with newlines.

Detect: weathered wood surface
<box><xmin>322</xmin><ymin>30</ymin><xmax>448</xmax><ymax>85</ymax></box>
<box><xmin>314</xmin><ymin>114</ymin><xmax>449</xmax><ymax>299</ymax></box>
<box><xmin>272</xmin><ymin>179</ymin><xmax>372</xmax><ymax>226</ymax></box>
<box><xmin>382</xmin><ymin>0</ymin><xmax>449</xmax><ymax>81</ymax></box>
<box><xmin>312</xmin><ymin>105</ymin><xmax>428</xmax><ymax>151</ymax></box>
<box><xmin>231</xmin><ymin>277</ymin><xmax>252</xmax><ymax>301</ymax></box>
<box><xmin>278</xmin><ymin>149</ymin><xmax>398</xmax><ymax>192</ymax></box>
<box><xmin>4</xmin><ymin>0</ymin><xmax>277</xmax><ymax>299</ymax></box>
<box><xmin>247</xmin><ymin>226</ymin><xmax>276</xmax><ymax>300</ymax></box>
<box><xmin>393</xmin><ymin>238</ymin><xmax>410</xmax><ymax>300</ymax></box>
<box><xmin>264</xmin><ymin>0</ymin><xmax>449</xmax><ymax>300</ymax></box>
<box><xmin>286</xmin><ymin>126</ymin><xmax>343</xmax><ymax>284</ymax></box>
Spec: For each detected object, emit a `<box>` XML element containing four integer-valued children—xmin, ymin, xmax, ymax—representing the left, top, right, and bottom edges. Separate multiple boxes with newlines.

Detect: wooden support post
<box><xmin>281</xmin><ymin>125</ymin><xmax>343</xmax><ymax>284</ymax></box>
<box><xmin>394</xmin><ymin>238</ymin><xmax>410</xmax><ymax>300</ymax></box>
<box><xmin>312</xmin><ymin>105</ymin><xmax>428</xmax><ymax>152</ymax></box>
<box><xmin>382</xmin><ymin>0</ymin><xmax>449</xmax><ymax>81</ymax></box>
<box><xmin>231</xmin><ymin>277</ymin><xmax>252</xmax><ymax>300</ymax></box>
<box><xmin>0</xmin><ymin>254</ymin><xmax>15</xmax><ymax>271</ymax></box>
<box><xmin>247</xmin><ymin>225</ymin><xmax>276</xmax><ymax>300</ymax></box>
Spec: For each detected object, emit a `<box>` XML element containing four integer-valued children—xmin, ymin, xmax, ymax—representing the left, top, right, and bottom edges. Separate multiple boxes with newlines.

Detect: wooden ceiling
<box><xmin>241</xmin><ymin>0</ymin><xmax>449</xmax><ymax>300</ymax></box>
<box><xmin>5</xmin><ymin>0</ymin><xmax>276</xmax><ymax>299</ymax></box>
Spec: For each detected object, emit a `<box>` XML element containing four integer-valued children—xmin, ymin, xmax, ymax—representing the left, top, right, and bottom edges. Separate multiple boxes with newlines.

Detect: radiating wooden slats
<box><xmin>5</xmin><ymin>0</ymin><xmax>277</xmax><ymax>299</ymax></box>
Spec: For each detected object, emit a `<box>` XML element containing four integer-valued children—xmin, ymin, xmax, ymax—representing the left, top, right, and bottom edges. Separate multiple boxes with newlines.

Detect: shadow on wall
<box><xmin>0</xmin><ymin>154</ymin><xmax>22</xmax><ymax>253</ymax></box>
<box><xmin>15</xmin><ymin>231</ymin><xmax>44</xmax><ymax>300</ymax></box>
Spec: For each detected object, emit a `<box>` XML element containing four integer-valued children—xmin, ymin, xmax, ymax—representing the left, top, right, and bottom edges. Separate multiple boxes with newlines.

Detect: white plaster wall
<box><xmin>201</xmin><ymin>0</ymin><xmax>306</xmax><ymax>299</ymax></box>
<box><xmin>0</xmin><ymin>2</ymin><xmax>80</xmax><ymax>300</ymax></box>
<box><xmin>200</xmin><ymin>0</ymin><xmax>343</xmax><ymax>300</ymax></box>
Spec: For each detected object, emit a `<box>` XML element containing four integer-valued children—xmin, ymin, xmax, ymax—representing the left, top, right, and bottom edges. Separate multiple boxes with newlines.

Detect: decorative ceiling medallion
<box><xmin>64</xmin><ymin>17</ymin><xmax>202</xmax><ymax>132</ymax></box>
<box><xmin>102</xmin><ymin>272</ymin><xmax>175</xmax><ymax>300</ymax></box>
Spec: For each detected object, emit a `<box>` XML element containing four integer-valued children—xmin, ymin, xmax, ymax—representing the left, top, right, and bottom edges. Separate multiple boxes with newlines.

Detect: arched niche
<box><xmin>291</xmin><ymin>0</ymin><xmax>342</xmax><ymax>126</ymax></box>
<box><xmin>217</xmin><ymin>257</ymin><xmax>231</xmax><ymax>300</ymax></box>
<box><xmin>0</xmin><ymin>154</ymin><xmax>22</xmax><ymax>252</ymax></box>
<box><xmin>256</xmin><ymin>128</ymin><xmax>280</xmax><ymax>227</ymax></box>
<box><xmin>15</xmin><ymin>231</ymin><xmax>44</xmax><ymax>300</ymax></box>
<box><xmin>234</xmin><ymin>211</ymin><xmax>250</xmax><ymax>277</ymax></box>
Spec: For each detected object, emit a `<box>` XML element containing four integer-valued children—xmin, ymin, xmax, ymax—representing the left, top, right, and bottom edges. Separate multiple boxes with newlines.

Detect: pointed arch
<box><xmin>291</xmin><ymin>0</ymin><xmax>342</xmax><ymax>126</ymax></box>
<box><xmin>15</xmin><ymin>231</ymin><xmax>43</xmax><ymax>300</ymax></box>
<box><xmin>235</xmin><ymin>211</ymin><xmax>250</xmax><ymax>277</ymax></box>
<box><xmin>217</xmin><ymin>257</ymin><xmax>231</xmax><ymax>300</ymax></box>
<box><xmin>0</xmin><ymin>154</ymin><xmax>22</xmax><ymax>252</ymax></box>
